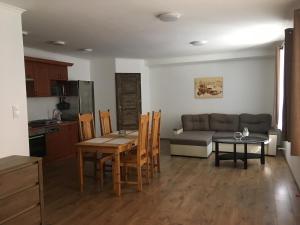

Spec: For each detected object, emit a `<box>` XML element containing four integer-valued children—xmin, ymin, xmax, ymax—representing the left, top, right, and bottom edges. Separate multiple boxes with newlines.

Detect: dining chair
<box><xmin>78</xmin><ymin>113</ymin><xmax>113</xmax><ymax>189</ymax></box>
<box><xmin>149</xmin><ymin>110</ymin><xmax>161</xmax><ymax>177</ymax></box>
<box><xmin>99</xmin><ymin>109</ymin><xmax>112</xmax><ymax>136</ymax></box>
<box><xmin>119</xmin><ymin>113</ymin><xmax>150</xmax><ymax>192</ymax></box>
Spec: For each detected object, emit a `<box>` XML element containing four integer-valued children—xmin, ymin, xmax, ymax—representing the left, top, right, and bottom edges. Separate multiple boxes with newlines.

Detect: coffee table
<box><xmin>214</xmin><ymin>137</ymin><xmax>268</xmax><ymax>169</ymax></box>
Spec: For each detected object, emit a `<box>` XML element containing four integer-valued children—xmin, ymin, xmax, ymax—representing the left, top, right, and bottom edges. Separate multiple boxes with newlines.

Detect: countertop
<box><xmin>29</xmin><ymin>121</ymin><xmax>77</xmax><ymax>137</ymax></box>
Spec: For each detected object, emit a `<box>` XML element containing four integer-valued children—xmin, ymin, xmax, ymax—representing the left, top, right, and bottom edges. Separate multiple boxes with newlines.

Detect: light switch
<box><xmin>12</xmin><ymin>105</ymin><xmax>20</xmax><ymax>119</ymax></box>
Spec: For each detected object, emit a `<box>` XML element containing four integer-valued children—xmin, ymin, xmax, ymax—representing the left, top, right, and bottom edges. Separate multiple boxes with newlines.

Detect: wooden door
<box><xmin>115</xmin><ymin>73</ymin><xmax>141</xmax><ymax>130</ymax></box>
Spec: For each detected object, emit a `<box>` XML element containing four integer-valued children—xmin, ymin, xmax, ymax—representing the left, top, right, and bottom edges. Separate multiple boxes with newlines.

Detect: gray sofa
<box><xmin>170</xmin><ymin>113</ymin><xmax>278</xmax><ymax>158</ymax></box>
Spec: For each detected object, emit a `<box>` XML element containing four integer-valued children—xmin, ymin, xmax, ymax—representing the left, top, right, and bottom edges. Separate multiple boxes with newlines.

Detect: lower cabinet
<box><xmin>0</xmin><ymin>156</ymin><xmax>44</xmax><ymax>225</ymax></box>
<box><xmin>45</xmin><ymin>121</ymin><xmax>79</xmax><ymax>163</ymax></box>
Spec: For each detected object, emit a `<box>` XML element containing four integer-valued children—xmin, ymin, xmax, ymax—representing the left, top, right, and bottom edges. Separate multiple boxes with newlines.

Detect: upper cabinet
<box><xmin>24</xmin><ymin>57</ymin><xmax>73</xmax><ymax>97</ymax></box>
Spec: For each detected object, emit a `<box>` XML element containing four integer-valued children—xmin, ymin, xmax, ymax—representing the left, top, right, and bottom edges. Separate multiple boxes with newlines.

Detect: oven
<box><xmin>29</xmin><ymin>134</ymin><xmax>46</xmax><ymax>157</ymax></box>
<box><xmin>29</xmin><ymin>123</ymin><xmax>59</xmax><ymax>157</ymax></box>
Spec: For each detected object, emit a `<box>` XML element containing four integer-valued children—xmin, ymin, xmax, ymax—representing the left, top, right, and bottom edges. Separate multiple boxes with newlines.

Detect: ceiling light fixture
<box><xmin>190</xmin><ymin>40</ymin><xmax>208</xmax><ymax>46</ymax></box>
<box><xmin>79</xmin><ymin>48</ymin><xmax>93</xmax><ymax>53</ymax></box>
<box><xmin>157</xmin><ymin>12</ymin><xmax>181</xmax><ymax>22</ymax></box>
<box><xmin>48</xmin><ymin>40</ymin><xmax>66</xmax><ymax>46</ymax></box>
<box><xmin>22</xmin><ymin>30</ymin><xmax>29</xmax><ymax>36</ymax></box>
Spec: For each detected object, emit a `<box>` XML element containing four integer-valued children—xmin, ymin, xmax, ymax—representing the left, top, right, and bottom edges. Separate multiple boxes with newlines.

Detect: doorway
<box><xmin>115</xmin><ymin>73</ymin><xmax>141</xmax><ymax>130</ymax></box>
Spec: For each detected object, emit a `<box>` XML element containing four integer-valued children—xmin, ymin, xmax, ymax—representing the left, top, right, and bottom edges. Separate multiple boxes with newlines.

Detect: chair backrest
<box><xmin>78</xmin><ymin>113</ymin><xmax>96</xmax><ymax>141</ymax></box>
<box><xmin>99</xmin><ymin>110</ymin><xmax>112</xmax><ymax>136</ymax></box>
<box><xmin>150</xmin><ymin>110</ymin><xmax>161</xmax><ymax>154</ymax></box>
<box><xmin>137</xmin><ymin>113</ymin><xmax>150</xmax><ymax>164</ymax></box>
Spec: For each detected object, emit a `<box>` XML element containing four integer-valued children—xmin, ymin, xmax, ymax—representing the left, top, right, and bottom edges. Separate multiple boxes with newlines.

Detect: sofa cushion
<box><xmin>170</xmin><ymin>131</ymin><xmax>215</xmax><ymax>146</ymax></box>
<box><xmin>210</xmin><ymin>114</ymin><xmax>239</xmax><ymax>132</ymax></box>
<box><xmin>212</xmin><ymin>131</ymin><xmax>268</xmax><ymax>141</ymax></box>
<box><xmin>212</xmin><ymin>132</ymin><xmax>234</xmax><ymax>140</ymax></box>
<box><xmin>239</xmin><ymin>114</ymin><xmax>271</xmax><ymax>134</ymax></box>
<box><xmin>182</xmin><ymin>114</ymin><xmax>210</xmax><ymax>131</ymax></box>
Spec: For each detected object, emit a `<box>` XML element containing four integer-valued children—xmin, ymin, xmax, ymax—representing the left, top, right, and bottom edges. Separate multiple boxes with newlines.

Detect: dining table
<box><xmin>75</xmin><ymin>130</ymin><xmax>138</xmax><ymax>196</ymax></box>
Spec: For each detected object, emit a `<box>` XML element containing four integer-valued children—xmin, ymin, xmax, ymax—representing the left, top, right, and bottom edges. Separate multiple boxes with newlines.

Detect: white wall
<box><xmin>149</xmin><ymin>57</ymin><xmax>275</xmax><ymax>137</ymax></box>
<box><xmin>90</xmin><ymin>57</ymin><xmax>116</xmax><ymax>135</ymax></box>
<box><xmin>283</xmin><ymin>142</ymin><xmax>300</xmax><ymax>189</ymax></box>
<box><xmin>24</xmin><ymin>47</ymin><xmax>91</xmax><ymax>121</ymax></box>
<box><xmin>0</xmin><ymin>3</ymin><xmax>29</xmax><ymax>157</ymax></box>
<box><xmin>115</xmin><ymin>58</ymin><xmax>151</xmax><ymax>113</ymax></box>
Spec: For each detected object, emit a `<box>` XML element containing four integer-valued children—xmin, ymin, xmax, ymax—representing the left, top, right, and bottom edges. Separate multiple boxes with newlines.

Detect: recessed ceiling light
<box><xmin>79</xmin><ymin>48</ymin><xmax>93</xmax><ymax>53</ymax></box>
<box><xmin>48</xmin><ymin>40</ymin><xmax>66</xmax><ymax>46</ymax></box>
<box><xmin>22</xmin><ymin>30</ymin><xmax>29</xmax><ymax>36</ymax></box>
<box><xmin>190</xmin><ymin>40</ymin><xmax>208</xmax><ymax>46</ymax></box>
<box><xmin>157</xmin><ymin>12</ymin><xmax>181</xmax><ymax>22</ymax></box>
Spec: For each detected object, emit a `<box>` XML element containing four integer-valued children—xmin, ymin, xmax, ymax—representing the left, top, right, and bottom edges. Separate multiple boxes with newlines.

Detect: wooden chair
<box><xmin>78</xmin><ymin>113</ymin><xmax>112</xmax><ymax>189</ymax></box>
<box><xmin>119</xmin><ymin>113</ymin><xmax>150</xmax><ymax>192</ymax></box>
<box><xmin>149</xmin><ymin>110</ymin><xmax>161</xmax><ymax>178</ymax></box>
<box><xmin>99</xmin><ymin>109</ymin><xmax>112</xmax><ymax>136</ymax></box>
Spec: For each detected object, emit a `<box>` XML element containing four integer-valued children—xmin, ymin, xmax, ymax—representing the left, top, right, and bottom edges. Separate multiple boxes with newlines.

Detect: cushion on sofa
<box><xmin>182</xmin><ymin>114</ymin><xmax>210</xmax><ymax>131</ymax></box>
<box><xmin>212</xmin><ymin>131</ymin><xmax>234</xmax><ymax>140</ymax></box>
<box><xmin>239</xmin><ymin>114</ymin><xmax>271</xmax><ymax>134</ymax></box>
<box><xmin>209</xmin><ymin>114</ymin><xmax>239</xmax><ymax>132</ymax></box>
<box><xmin>170</xmin><ymin>131</ymin><xmax>215</xmax><ymax>146</ymax></box>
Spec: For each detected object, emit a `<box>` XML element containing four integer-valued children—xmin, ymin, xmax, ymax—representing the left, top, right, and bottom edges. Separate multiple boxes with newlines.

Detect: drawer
<box><xmin>0</xmin><ymin>164</ymin><xmax>39</xmax><ymax>198</ymax></box>
<box><xmin>2</xmin><ymin>206</ymin><xmax>41</xmax><ymax>225</ymax></box>
<box><xmin>0</xmin><ymin>186</ymin><xmax>40</xmax><ymax>222</ymax></box>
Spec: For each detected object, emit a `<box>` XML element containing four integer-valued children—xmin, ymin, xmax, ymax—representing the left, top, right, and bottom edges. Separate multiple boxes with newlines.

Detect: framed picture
<box><xmin>194</xmin><ymin>77</ymin><xmax>223</xmax><ymax>98</ymax></box>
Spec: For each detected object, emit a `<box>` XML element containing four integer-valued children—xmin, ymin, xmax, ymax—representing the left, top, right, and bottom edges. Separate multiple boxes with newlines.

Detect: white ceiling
<box><xmin>2</xmin><ymin>0</ymin><xmax>299</xmax><ymax>59</ymax></box>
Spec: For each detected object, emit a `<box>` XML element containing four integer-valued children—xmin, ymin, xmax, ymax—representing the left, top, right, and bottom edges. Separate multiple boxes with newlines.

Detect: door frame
<box><xmin>115</xmin><ymin>73</ymin><xmax>142</xmax><ymax>130</ymax></box>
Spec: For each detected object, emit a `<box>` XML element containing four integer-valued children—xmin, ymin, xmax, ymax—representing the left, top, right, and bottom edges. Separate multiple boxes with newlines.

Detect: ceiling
<box><xmin>2</xmin><ymin>0</ymin><xmax>299</xmax><ymax>59</ymax></box>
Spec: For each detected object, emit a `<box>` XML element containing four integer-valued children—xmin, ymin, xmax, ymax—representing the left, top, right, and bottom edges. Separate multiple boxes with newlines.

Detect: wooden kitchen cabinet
<box><xmin>24</xmin><ymin>57</ymin><xmax>73</xmax><ymax>97</ymax></box>
<box><xmin>45</xmin><ymin>121</ymin><xmax>79</xmax><ymax>163</ymax></box>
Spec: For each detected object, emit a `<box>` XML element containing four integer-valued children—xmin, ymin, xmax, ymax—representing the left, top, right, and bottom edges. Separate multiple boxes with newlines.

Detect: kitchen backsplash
<box><xmin>27</xmin><ymin>97</ymin><xmax>59</xmax><ymax>121</ymax></box>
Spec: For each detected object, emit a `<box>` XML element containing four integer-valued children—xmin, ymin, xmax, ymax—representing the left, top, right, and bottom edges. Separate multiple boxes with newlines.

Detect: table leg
<box><xmin>244</xmin><ymin>143</ymin><xmax>247</xmax><ymax>169</ymax></box>
<box><xmin>113</xmin><ymin>152</ymin><xmax>121</xmax><ymax>196</ymax></box>
<box><xmin>215</xmin><ymin>142</ymin><xmax>219</xmax><ymax>167</ymax></box>
<box><xmin>234</xmin><ymin>143</ymin><xmax>237</xmax><ymax>167</ymax></box>
<box><xmin>78</xmin><ymin>148</ymin><xmax>83</xmax><ymax>192</ymax></box>
<box><xmin>261</xmin><ymin>142</ymin><xmax>265</xmax><ymax>165</ymax></box>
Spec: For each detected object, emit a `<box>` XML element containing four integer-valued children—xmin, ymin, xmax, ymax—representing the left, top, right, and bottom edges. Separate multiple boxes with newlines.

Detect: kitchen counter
<box><xmin>28</xmin><ymin>121</ymin><xmax>77</xmax><ymax>137</ymax></box>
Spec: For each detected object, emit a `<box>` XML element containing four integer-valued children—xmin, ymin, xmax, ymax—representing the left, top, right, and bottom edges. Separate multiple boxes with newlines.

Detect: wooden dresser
<box><xmin>0</xmin><ymin>156</ymin><xmax>44</xmax><ymax>225</ymax></box>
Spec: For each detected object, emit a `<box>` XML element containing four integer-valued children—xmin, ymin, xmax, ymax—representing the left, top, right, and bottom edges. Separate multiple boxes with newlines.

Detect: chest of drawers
<box><xmin>0</xmin><ymin>156</ymin><xmax>44</xmax><ymax>225</ymax></box>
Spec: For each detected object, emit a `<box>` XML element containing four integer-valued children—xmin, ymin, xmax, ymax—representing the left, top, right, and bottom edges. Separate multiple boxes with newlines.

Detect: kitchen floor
<box><xmin>43</xmin><ymin>140</ymin><xmax>300</xmax><ymax>225</ymax></box>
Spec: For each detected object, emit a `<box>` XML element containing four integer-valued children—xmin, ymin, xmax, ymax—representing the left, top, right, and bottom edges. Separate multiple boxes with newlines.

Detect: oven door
<box><xmin>29</xmin><ymin>134</ymin><xmax>46</xmax><ymax>157</ymax></box>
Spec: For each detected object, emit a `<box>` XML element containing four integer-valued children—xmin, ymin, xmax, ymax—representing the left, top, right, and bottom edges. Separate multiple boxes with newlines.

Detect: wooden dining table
<box><xmin>75</xmin><ymin>130</ymin><xmax>138</xmax><ymax>196</ymax></box>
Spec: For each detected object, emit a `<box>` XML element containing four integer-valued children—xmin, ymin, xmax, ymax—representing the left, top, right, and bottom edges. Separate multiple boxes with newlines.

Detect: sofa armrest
<box><xmin>268</xmin><ymin>128</ymin><xmax>280</xmax><ymax>135</ymax></box>
<box><xmin>267</xmin><ymin>128</ymin><xmax>280</xmax><ymax>156</ymax></box>
<box><xmin>173</xmin><ymin>128</ymin><xmax>183</xmax><ymax>135</ymax></box>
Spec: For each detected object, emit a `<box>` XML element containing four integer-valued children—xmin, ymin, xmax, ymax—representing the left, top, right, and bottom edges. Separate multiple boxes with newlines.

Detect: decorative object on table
<box><xmin>242</xmin><ymin>127</ymin><xmax>249</xmax><ymax>137</ymax></box>
<box><xmin>233</xmin><ymin>132</ymin><xmax>243</xmax><ymax>140</ymax></box>
<box><xmin>118</xmin><ymin>130</ymin><xmax>127</xmax><ymax>136</ymax></box>
<box><xmin>194</xmin><ymin>77</ymin><xmax>223</xmax><ymax>99</ymax></box>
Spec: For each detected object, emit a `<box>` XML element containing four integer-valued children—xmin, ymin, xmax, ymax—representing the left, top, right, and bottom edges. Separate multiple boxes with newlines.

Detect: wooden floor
<box><xmin>43</xmin><ymin>141</ymin><xmax>300</xmax><ymax>225</ymax></box>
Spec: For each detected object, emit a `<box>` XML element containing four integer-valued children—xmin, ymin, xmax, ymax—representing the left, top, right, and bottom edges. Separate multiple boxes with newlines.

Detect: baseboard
<box><xmin>282</xmin><ymin>150</ymin><xmax>300</xmax><ymax>193</ymax></box>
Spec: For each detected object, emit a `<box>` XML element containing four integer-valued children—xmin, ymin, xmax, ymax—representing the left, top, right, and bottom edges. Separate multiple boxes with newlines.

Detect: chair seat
<box><xmin>83</xmin><ymin>152</ymin><xmax>113</xmax><ymax>162</ymax></box>
<box><xmin>120</xmin><ymin>153</ymin><xmax>147</xmax><ymax>166</ymax></box>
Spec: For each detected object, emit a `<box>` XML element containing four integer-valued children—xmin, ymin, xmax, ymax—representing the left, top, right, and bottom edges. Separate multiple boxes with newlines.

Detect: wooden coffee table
<box><xmin>214</xmin><ymin>137</ymin><xmax>268</xmax><ymax>169</ymax></box>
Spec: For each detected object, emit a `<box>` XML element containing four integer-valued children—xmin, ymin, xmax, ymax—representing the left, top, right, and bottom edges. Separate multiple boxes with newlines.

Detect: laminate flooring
<box><xmin>43</xmin><ymin>140</ymin><xmax>300</xmax><ymax>225</ymax></box>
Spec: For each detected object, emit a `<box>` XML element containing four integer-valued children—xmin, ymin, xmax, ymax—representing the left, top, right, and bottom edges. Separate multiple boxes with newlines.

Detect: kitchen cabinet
<box><xmin>45</xmin><ymin>121</ymin><xmax>79</xmax><ymax>163</ymax></box>
<box><xmin>24</xmin><ymin>57</ymin><xmax>73</xmax><ymax>97</ymax></box>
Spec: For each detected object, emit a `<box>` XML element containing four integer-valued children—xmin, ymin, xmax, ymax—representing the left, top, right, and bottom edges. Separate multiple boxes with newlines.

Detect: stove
<box><xmin>29</xmin><ymin>119</ymin><xmax>58</xmax><ymax>128</ymax></box>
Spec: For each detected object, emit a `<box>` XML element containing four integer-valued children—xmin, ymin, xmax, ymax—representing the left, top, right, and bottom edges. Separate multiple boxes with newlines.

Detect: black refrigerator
<box><xmin>57</xmin><ymin>80</ymin><xmax>95</xmax><ymax>120</ymax></box>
